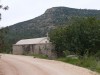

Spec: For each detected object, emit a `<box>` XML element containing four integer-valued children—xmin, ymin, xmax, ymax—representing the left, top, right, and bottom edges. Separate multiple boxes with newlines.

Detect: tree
<box><xmin>0</xmin><ymin>4</ymin><xmax>9</xmax><ymax>20</ymax></box>
<box><xmin>49</xmin><ymin>27</ymin><xmax>66</xmax><ymax>57</ymax></box>
<box><xmin>0</xmin><ymin>3</ymin><xmax>9</xmax><ymax>53</ymax></box>
<box><xmin>49</xmin><ymin>17</ymin><xmax>100</xmax><ymax>57</ymax></box>
<box><xmin>0</xmin><ymin>27</ymin><xmax>8</xmax><ymax>52</ymax></box>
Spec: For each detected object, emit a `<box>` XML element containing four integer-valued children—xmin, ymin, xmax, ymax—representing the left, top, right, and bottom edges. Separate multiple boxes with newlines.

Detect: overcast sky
<box><xmin>0</xmin><ymin>0</ymin><xmax>100</xmax><ymax>27</ymax></box>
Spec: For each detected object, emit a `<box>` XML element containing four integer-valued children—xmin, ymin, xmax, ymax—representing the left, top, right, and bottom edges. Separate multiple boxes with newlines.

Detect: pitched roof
<box><xmin>15</xmin><ymin>37</ymin><xmax>49</xmax><ymax>45</ymax></box>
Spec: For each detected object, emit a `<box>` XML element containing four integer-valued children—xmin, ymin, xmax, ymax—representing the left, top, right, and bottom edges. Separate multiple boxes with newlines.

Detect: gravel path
<box><xmin>0</xmin><ymin>54</ymin><xmax>99</xmax><ymax>75</ymax></box>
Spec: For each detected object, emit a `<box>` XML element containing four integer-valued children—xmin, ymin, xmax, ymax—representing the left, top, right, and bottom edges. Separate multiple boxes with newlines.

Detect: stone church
<box><xmin>13</xmin><ymin>37</ymin><xmax>57</xmax><ymax>59</ymax></box>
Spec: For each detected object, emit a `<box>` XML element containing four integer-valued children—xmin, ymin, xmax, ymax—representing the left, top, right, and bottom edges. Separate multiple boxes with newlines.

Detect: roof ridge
<box><xmin>21</xmin><ymin>37</ymin><xmax>47</xmax><ymax>40</ymax></box>
<box><xmin>15</xmin><ymin>37</ymin><xmax>49</xmax><ymax>45</ymax></box>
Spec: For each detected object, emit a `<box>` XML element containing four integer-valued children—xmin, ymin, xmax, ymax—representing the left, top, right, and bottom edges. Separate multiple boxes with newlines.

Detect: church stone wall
<box><xmin>13</xmin><ymin>43</ymin><xmax>57</xmax><ymax>59</ymax></box>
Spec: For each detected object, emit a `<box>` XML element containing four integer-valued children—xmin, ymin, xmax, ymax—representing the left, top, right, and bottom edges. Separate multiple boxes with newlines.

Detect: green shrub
<box><xmin>79</xmin><ymin>56</ymin><xmax>97</xmax><ymax>70</ymax></box>
<box><xmin>32</xmin><ymin>54</ymin><xmax>48</xmax><ymax>59</ymax></box>
<box><xmin>57</xmin><ymin>56</ymin><xmax>100</xmax><ymax>73</ymax></box>
<box><xmin>95</xmin><ymin>61</ymin><xmax>100</xmax><ymax>73</ymax></box>
<box><xmin>57</xmin><ymin>57</ymin><xmax>80</xmax><ymax>65</ymax></box>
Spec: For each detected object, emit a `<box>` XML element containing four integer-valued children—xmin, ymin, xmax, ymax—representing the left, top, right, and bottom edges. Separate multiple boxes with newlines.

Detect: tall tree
<box><xmin>49</xmin><ymin>17</ymin><xmax>100</xmax><ymax>57</ymax></box>
<box><xmin>0</xmin><ymin>1</ymin><xmax>9</xmax><ymax>52</ymax></box>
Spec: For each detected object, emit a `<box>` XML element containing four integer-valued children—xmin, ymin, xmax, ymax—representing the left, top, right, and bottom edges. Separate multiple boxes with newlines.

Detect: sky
<box><xmin>0</xmin><ymin>0</ymin><xmax>100</xmax><ymax>27</ymax></box>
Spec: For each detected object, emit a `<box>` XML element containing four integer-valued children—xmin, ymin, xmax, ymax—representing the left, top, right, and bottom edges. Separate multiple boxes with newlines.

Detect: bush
<box><xmin>57</xmin><ymin>57</ymin><xmax>80</xmax><ymax>65</ymax></box>
<box><xmin>57</xmin><ymin>56</ymin><xmax>100</xmax><ymax>73</ymax></box>
<box><xmin>32</xmin><ymin>54</ymin><xmax>48</xmax><ymax>59</ymax></box>
<box><xmin>49</xmin><ymin>17</ymin><xmax>100</xmax><ymax>57</ymax></box>
<box><xmin>80</xmin><ymin>56</ymin><xmax>97</xmax><ymax>70</ymax></box>
<box><xmin>96</xmin><ymin>61</ymin><xmax>100</xmax><ymax>73</ymax></box>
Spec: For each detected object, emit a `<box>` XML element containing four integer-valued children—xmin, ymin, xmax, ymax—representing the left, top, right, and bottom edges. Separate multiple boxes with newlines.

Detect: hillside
<box><xmin>4</xmin><ymin>7</ymin><xmax>100</xmax><ymax>51</ymax></box>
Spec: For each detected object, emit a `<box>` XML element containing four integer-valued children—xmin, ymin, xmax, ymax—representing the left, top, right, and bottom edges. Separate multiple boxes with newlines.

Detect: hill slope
<box><xmin>5</xmin><ymin>7</ymin><xmax>100</xmax><ymax>50</ymax></box>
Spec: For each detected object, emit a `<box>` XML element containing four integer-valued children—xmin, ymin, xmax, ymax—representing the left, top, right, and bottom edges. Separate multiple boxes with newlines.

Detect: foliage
<box><xmin>57</xmin><ymin>57</ymin><xmax>80</xmax><ymax>65</ymax></box>
<box><xmin>31</xmin><ymin>54</ymin><xmax>48</xmax><ymax>59</ymax></box>
<box><xmin>49</xmin><ymin>17</ymin><xmax>100</xmax><ymax>57</ymax></box>
<box><xmin>0</xmin><ymin>4</ymin><xmax>9</xmax><ymax>53</ymax></box>
<box><xmin>57</xmin><ymin>56</ymin><xmax>100</xmax><ymax>73</ymax></box>
<box><xmin>0</xmin><ymin>27</ymin><xmax>9</xmax><ymax>53</ymax></box>
<box><xmin>0</xmin><ymin>5</ymin><xmax>9</xmax><ymax>20</ymax></box>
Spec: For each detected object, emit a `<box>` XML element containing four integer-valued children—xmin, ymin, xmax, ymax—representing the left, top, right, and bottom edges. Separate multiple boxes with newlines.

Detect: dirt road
<box><xmin>0</xmin><ymin>54</ymin><xmax>98</xmax><ymax>75</ymax></box>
